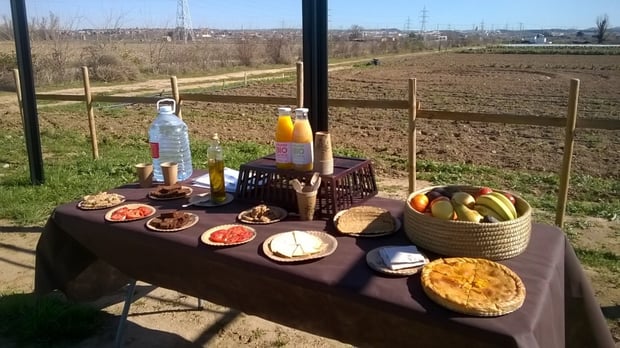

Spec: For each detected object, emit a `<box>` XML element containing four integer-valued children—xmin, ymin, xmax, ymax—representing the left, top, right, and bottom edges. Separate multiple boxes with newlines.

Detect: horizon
<box><xmin>1</xmin><ymin>0</ymin><xmax>618</xmax><ymax>31</ymax></box>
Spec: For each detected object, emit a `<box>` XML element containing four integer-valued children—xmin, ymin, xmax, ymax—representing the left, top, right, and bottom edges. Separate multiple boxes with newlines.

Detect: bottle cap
<box><xmin>294</xmin><ymin>108</ymin><xmax>309</xmax><ymax>115</ymax></box>
<box><xmin>159</xmin><ymin>104</ymin><xmax>174</xmax><ymax>114</ymax></box>
<box><xmin>212</xmin><ymin>133</ymin><xmax>219</xmax><ymax>141</ymax></box>
<box><xmin>278</xmin><ymin>107</ymin><xmax>292</xmax><ymax>115</ymax></box>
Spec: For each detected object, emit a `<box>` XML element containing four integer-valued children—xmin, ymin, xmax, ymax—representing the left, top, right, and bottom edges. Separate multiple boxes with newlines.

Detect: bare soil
<box><xmin>1</xmin><ymin>52</ymin><xmax>619</xmax><ymax>346</ymax></box>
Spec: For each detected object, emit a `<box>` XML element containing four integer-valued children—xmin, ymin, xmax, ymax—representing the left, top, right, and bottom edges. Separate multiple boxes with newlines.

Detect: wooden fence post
<box><xmin>555</xmin><ymin>78</ymin><xmax>580</xmax><ymax>228</ymax></box>
<box><xmin>12</xmin><ymin>69</ymin><xmax>24</xmax><ymax>124</ymax></box>
<box><xmin>170</xmin><ymin>76</ymin><xmax>181</xmax><ymax>119</ymax></box>
<box><xmin>296</xmin><ymin>61</ymin><xmax>304</xmax><ymax>108</ymax></box>
<box><xmin>81</xmin><ymin>66</ymin><xmax>99</xmax><ymax>159</ymax></box>
<box><xmin>408</xmin><ymin>78</ymin><xmax>417</xmax><ymax>194</ymax></box>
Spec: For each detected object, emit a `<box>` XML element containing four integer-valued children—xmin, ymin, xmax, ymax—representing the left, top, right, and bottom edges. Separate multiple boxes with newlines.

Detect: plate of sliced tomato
<box><xmin>200</xmin><ymin>224</ymin><xmax>256</xmax><ymax>246</ymax></box>
<box><xmin>105</xmin><ymin>203</ymin><xmax>156</xmax><ymax>222</ymax></box>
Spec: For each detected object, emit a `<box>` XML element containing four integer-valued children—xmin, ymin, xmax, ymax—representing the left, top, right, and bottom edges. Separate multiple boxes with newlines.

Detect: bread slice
<box><xmin>335</xmin><ymin>206</ymin><xmax>395</xmax><ymax>235</ymax></box>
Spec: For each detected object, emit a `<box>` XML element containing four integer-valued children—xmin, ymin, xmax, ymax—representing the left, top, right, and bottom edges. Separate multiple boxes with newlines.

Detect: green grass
<box><xmin>0</xmin><ymin>293</ymin><xmax>103</xmax><ymax>347</ymax></box>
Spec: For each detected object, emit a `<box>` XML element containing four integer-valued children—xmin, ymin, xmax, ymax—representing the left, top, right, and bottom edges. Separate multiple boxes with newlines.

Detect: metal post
<box><xmin>114</xmin><ymin>280</ymin><xmax>137</xmax><ymax>348</ymax></box>
<box><xmin>302</xmin><ymin>0</ymin><xmax>329</xmax><ymax>132</ymax></box>
<box><xmin>10</xmin><ymin>0</ymin><xmax>44</xmax><ymax>184</ymax></box>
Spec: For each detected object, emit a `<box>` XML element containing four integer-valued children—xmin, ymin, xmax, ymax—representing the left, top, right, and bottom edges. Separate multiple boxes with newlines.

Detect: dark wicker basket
<box><xmin>404</xmin><ymin>185</ymin><xmax>532</xmax><ymax>260</ymax></box>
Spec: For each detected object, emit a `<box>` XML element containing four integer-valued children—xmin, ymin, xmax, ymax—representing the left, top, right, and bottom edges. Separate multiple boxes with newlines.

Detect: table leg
<box><xmin>114</xmin><ymin>280</ymin><xmax>137</xmax><ymax>348</ymax></box>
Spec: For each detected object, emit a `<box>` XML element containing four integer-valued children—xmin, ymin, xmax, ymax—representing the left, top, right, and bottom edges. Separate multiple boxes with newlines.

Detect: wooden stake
<box><xmin>555</xmin><ymin>79</ymin><xmax>580</xmax><ymax>228</ymax></box>
<box><xmin>12</xmin><ymin>69</ymin><xmax>24</xmax><ymax>124</ymax></box>
<box><xmin>81</xmin><ymin>66</ymin><xmax>99</xmax><ymax>159</ymax></box>
<box><xmin>170</xmin><ymin>76</ymin><xmax>181</xmax><ymax>119</ymax></box>
<box><xmin>296</xmin><ymin>61</ymin><xmax>304</xmax><ymax>108</ymax></box>
<box><xmin>408</xmin><ymin>78</ymin><xmax>417</xmax><ymax>194</ymax></box>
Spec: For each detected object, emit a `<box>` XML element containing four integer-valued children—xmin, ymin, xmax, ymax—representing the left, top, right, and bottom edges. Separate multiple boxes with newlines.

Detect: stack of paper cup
<box><xmin>314</xmin><ymin>131</ymin><xmax>333</xmax><ymax>175</ymax></box>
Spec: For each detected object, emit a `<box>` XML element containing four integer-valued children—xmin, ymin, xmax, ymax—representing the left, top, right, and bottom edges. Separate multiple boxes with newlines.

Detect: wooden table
<box><xmin>35</xmin><ymin>181</ymin><xmax>615</xmax><ymax>348</ymax></box>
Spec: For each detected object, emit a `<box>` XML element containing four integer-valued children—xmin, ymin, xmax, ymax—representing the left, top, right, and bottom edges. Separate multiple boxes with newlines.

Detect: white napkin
<box><xmin>192</xmin><ymin>167</ymin><xmax>239</xmax><ymax>192</ymax></box>
<box><xmin>379</xmin><ymin>245</ymin><xmax>426</xmax><ymax>271</ymax></box>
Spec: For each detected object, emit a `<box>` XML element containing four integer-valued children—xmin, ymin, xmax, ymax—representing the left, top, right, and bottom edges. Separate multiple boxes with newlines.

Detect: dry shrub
<box><xmin>236</xmin><ymin>38</ymin><xmax>255</xmax><ymax>66</ymax></box>
<box><xmin>81</xmin><ymin>44</ymin><xmax>140</xmax><ymax>82</ymax></box>
<box><xmin>265</xmin><ymin>36</ymin><xmax>293</xmax><ymax>65</ymax></box>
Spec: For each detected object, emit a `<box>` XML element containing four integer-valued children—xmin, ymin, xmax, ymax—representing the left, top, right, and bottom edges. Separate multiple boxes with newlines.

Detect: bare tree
<box><xmin>236</xmin><ymin>36</ymin><xmax>256</xmax><ymax>66</ymax></box>
<box><xmin>595</xmin><ymin>14</ymin><xmax>609</xmax><ymax>44</ymax></box>
<box><xmin>0</xmin><ymin>15</ymin><xmax>13</xmax><ymax>41</ymax></box>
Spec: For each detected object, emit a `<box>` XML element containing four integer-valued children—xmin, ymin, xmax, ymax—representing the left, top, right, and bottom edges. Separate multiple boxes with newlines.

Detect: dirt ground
<box><xmin>1</xmin><ymin>52</ymin><xmax>619</xmax><ymax>346</ymax></box>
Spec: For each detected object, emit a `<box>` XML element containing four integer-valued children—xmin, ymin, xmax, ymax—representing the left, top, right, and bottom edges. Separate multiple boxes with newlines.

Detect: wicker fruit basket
<box><xmin>404</xmin><ymin>185</ymin><xmax>532</xmax><ymax>260</ymax></box>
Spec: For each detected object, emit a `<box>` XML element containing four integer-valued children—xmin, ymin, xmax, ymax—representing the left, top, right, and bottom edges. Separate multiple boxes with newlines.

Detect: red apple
<box><xmin>476</xmin><ymin>187</ymin><xmax>493</xmax><ymax>198</ymax></box>
<box><xmin>503</xmin><ymin>192</ymin><xmax>517</xmax><ymax>205</ymax></box>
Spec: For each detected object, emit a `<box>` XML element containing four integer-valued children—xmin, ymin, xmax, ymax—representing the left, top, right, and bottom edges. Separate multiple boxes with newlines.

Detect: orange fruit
<box><xmin>410</xmin><ymin>193</ymin><xmax>430</xmax><ymax>213</ymax></box>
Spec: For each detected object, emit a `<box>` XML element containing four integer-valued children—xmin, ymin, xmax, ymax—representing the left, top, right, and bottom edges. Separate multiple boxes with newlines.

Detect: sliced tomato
<box><xmin>209</xmin><ymin>229</ymin><xmax>227</xmax><ymax>243</ymax></box>
<box><xmin>110</xmin><ymin>212</ymin><xmax>125</xmax><ymax>221</ymax></box>
<box><xmin>138</xmin><ymin>206</ymin><xmax>152</xmax><ymax>216</ymax></box>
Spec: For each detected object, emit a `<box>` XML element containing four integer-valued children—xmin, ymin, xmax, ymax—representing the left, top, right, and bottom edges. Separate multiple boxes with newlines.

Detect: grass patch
<box><xmin>574</xmin><ymin>248</ymin><xmax>620</xmax><ymax>273</ymax></box>
<box><xmin>0</xmin><ymin>293</ymin><xmax>103</xmax><ymax>347</ymax></box>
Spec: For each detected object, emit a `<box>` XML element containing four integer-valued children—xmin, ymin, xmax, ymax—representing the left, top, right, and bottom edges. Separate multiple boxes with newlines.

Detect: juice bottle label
<box><xmin>292</xmin><ymin>142</ymin><xmax>314</xmax><ymax>167</ymax></box>
<box><xmin>149</xmin><ymin>142</ymin><xmax>160</xmax><ymax>159</ymax></box>
<box><xmin>275</xmin><ymin>142</ymin><xmax>292</xmax><ymax>164</ymax></box>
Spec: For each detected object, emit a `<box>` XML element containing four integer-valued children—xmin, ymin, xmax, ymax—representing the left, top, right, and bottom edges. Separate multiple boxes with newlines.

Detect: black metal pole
<box><xmin>11</xmin><ymin>0</ymin><xmax>44</xmax><ymax>184</ymax></box>
<box><xmin>302</xmin><ymin>0</ymin><xmax>329</xmax><ymax>132</ymax></box>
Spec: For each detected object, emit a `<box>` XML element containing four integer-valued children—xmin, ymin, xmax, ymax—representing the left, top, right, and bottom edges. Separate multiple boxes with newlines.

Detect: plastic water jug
<box><xmin>149</xmin><ymin>99</ymin><xmax>193</xmax><ymax>182</ymax></box>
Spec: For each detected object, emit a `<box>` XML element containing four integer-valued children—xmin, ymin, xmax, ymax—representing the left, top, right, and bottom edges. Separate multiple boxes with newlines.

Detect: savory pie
<box><xmin>421</xmin><ymin>257</ymin><xmax>526</xmax><ymax>316</ymax></box>
<box><xmin>335</xmin><ymin>206</ymin><xmax>395</xmax><ymax>235</ymax></box>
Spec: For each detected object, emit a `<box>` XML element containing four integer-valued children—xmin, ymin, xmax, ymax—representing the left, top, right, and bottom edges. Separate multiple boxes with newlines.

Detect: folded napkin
<box><xmin>379</xmin><ymin>245</ymin><xmax>426</xmax><ymax>271</ymax></box>
<box><xmin>192</xmin><ymin>167</ymin><xmax>239</xmax><ymax>192</ymax></box>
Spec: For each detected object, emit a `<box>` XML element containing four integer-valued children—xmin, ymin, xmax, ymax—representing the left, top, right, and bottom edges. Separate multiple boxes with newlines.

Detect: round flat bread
<box><xmin>334</xmin><ymin>206</ymin><xmax>396</xmax><ymax>235</ymax></box>
<box><xmin>421</xmin><ymin>257</ymin><xmax>526</xmax><ymax>316</ymax></box>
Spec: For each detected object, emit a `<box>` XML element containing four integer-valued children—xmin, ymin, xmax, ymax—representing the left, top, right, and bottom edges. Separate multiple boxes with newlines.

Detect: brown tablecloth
<box><xmin>35</xmin><ymin>182</ymin><xmax>614</xmax><ymax>348</ymax></box>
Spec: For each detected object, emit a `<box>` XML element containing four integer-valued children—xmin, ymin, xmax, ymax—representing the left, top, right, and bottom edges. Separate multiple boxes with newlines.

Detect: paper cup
<box><xmin>160</xmin><ymin>162</ymin><xmax>178</xmax><ymax>186</ymax></box>
<box><xmin>314</xmin><ymin>131</ymin><xmax>333</xmax><ymax>161</ymax></box>
<box><xmin>314</xmin><ymin>159</ymin><xmax>334</xmax><ymax>175</ymax></box>
<box><xmin>296</xmin><ymin>190</ymin><xmax>317</xmax><ymax>221</ymax></box>
<box><xmin>135</xmin><ymin>163</ymin><xmax>153</xmax><ymax>188</ymax></box>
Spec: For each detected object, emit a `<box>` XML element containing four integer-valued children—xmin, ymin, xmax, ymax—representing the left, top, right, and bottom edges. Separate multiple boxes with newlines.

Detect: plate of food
<box><xmin>78</xmin><ymin>192</ymin><xmax>126</xmax><ymax>210</ymax></box>
<box><xmin>105</xmin><ymin>203</ymin><xmax>156</xmax><ymax>222</ymax></box>
<box><xmin>333</xmin><ymin>205</ymin><xmax>400</xmax><ymax>237</ymax></box>
<box><xmin>200</xmin><ymin>224</ymin><xmax>256</xmax><ymax>246</ymax></box>
<box><xmin>146</xmin><ymin>211</ymin><xmax>199</xmax><ymax>232</ymax></box>
<box><xmin>262</xmin><ymin>231</ymin><xmax>337</xmax><ymax>262</ymax></box>
<box><xmin>148</xmin><ymin>184</ymin><xmax>193</xmax><ymax>200</ymax></box>
<box><xmin>237</xmin><ymin>204</ymin><xmax>288</xmax><ymax>224</ymax></box>
<box><xmin>365</xmin><ymin>246</ymin><xmax>429</xmax><ymax>276</ymax></box>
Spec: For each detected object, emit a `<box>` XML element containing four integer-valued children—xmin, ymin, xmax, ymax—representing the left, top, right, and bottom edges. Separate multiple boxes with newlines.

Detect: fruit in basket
<box><xmin>430</xmin><ymin>198</ymin><xmax>455</xmax><ymax>220</ymax></box>
<box><xmin>475</xmin><ymin>194</ymin><xmax>515</xmax><ymax>221</ymax></box>
<box><xmin>410</xmin><ymin>193</ymin><xmax>430</xmax><ymax>213</ymax></box>
<box><xmin>473</xmin><ymin>204</ymin><xmax>505</xmax><ymax>221</ymax></box>
<box><xmin>503</xmin><ymin>192</ymin><xmax>517</xmax><ymax>205</ymax></box>
<box><xmin>453</xmin><ymin>203</ymin><xmax>483</xmax><ymax>222</ymax></box>
<box><xmin>475</xmin><ymin>186</ymin><xmax>493</xmax><ymax>198</ymax></box>
<box><xmin>431</xmin><ymin>187</ymin><xmax>453</xmax><ymax>199</ymax></box>
<box><xmin>425</xmin><ymin>190</ymin><xmax>443</xmax><ymax>203</ymax></box>
<box><xmin>488</xmin><ymin>192</ymin><xmax>518</xmax><ymax>218</ymax></box>
<box><xmin>451</xmin><ymin>192</ymin><xmax>476</xmax><ymax>208</ymax></box>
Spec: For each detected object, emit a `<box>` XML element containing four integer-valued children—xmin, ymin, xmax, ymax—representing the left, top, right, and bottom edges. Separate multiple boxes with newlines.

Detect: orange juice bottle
<box><xmin>275</xmin><ymin>107</ymin><xmax>294</xmax><ymax>169</ymax></box>
<box><xmin>291</xmin><ymin>108</ymin><xmax>314</xmax><ymax>171</ymax></box>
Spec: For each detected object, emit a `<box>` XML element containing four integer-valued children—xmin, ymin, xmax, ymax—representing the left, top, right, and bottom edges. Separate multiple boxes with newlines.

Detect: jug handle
<box><xmin>156</xmin><ymin>98</ymin><xmax>176</xmax><ymax>112</ymax></box>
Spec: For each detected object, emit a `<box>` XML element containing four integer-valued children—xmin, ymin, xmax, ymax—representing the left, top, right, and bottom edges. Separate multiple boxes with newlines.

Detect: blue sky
<box><xmin>3</xmin><ymin>0</ymin><xmax>619</xmax><ymax>31</ymax></box>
